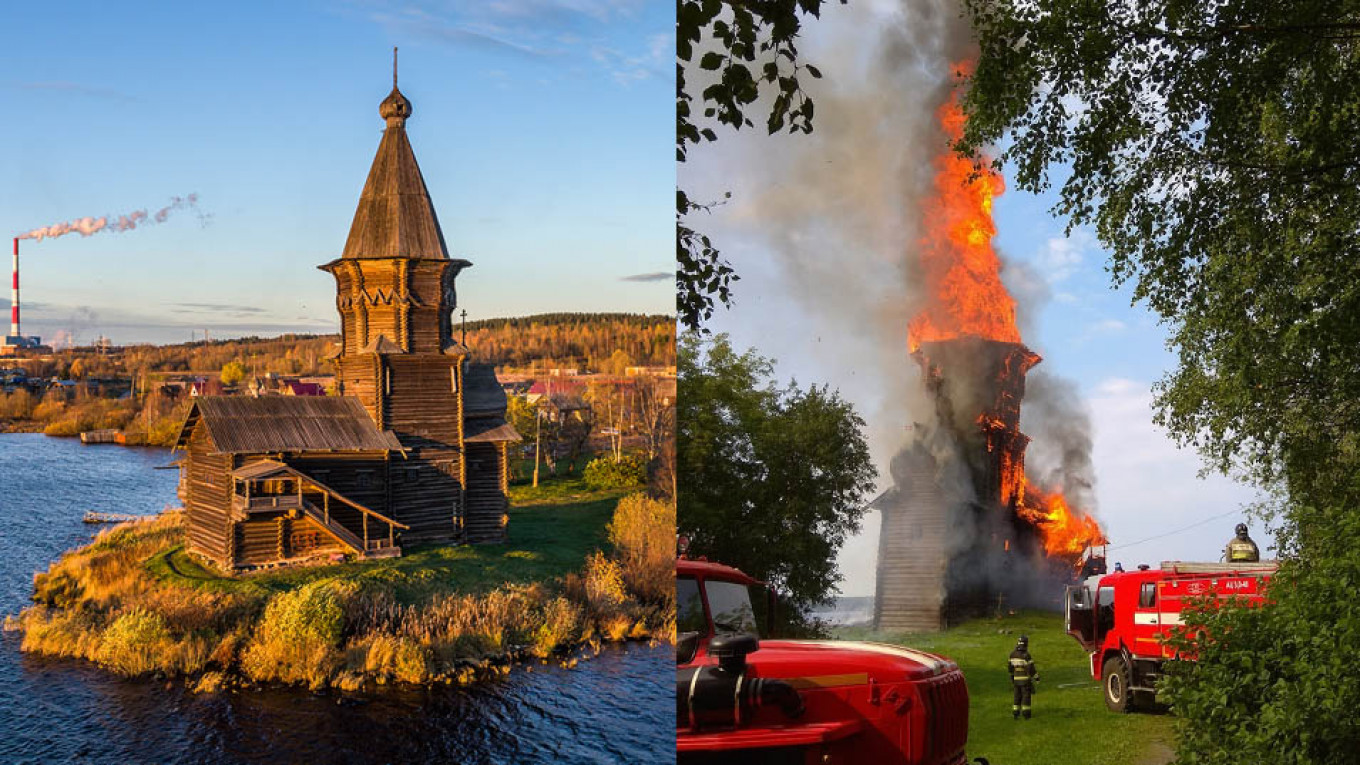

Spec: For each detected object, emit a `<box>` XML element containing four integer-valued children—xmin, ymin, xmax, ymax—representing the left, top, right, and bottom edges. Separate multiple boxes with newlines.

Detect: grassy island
<box><xmin>8</xmin><ymin>477</ymin><xmax>675</xmax><ymax>693</ymax></box>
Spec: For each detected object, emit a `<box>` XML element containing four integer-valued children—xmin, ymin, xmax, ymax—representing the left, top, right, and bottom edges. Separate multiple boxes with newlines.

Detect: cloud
<box><xmin>364</xmin><ymin>1</ymin><xmax>665</xmax><ymax>83</ymax></box>
<box><xmin>173</xmin><ymin>303</ymin><xmax>268</xmax><ymax>316</ymax></box>
<box><xmin>0</xmin><ymin>299</ymin><xmax>52</xmax><ymax>312</ymax></box>
<box><xmin>1034</xmin><ymin>228</ymin><xmax>1097</xmax><ymax>284</ymax></box>
<box><xmin>1075</xmin><ymin>317</ymin><xmax>1127</xmax><ymax>343</ymax></box>
<box><xmin>591</xmin><ymin>31</ymin><xmax>671</xmax><ymax>84</ymax></box>
<box><xmin>620</xmin><ymin>271</ymin><xmax>671</xmax><ymax>283</ymax></box>
<box><xmin>1088</xmin><ymin>376</ymin><xmax>1264</xmax><ymax>562</ymax></box>
<box><xmin>484</xmin><ymin>0</ymin><xmax>644</xmax><ymax>24</ymax></box>
<box><xmin>372</xmin><ymin>9</ymin><xmax>561</xmax><ymax>59</ymax></box>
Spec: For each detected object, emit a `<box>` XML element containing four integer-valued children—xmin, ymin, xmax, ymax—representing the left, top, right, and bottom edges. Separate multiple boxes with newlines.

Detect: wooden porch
<box><xmin>231</xmin><ymin>459</ymin><xmax>408</xmax><ymax>558</ymax></box>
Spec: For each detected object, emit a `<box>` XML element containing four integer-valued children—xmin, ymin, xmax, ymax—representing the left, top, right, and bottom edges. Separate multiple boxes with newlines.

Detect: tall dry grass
<box><xmin>21</xmin><ymin>512</ymin><xmax>253</xmax><ymax>677</ymax></box>
<box><xmin>606</xmin><ymin>494</ymin><xmax>676</xmax><ymax>605</ymax></box>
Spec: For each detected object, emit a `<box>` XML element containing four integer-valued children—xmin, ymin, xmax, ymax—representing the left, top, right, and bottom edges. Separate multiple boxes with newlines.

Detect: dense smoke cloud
<box><xmin>1021</xmin><ymin>370</ymin><xmax>1098</xmax><ymax>516</ymax></box>
<box><xmin>699</xmin><ymin>0</ymin><xmax>974</xmax><ymax>467</ymax></box>
<box><xmin>688</xmin><ymin>0</ymin><xmax>1102</xmax><ymax>599</ymax></box>
<box><xmin>17</xmin><ymin>194</ymin><xmax>200</xmax><ymax>242</ymax></box>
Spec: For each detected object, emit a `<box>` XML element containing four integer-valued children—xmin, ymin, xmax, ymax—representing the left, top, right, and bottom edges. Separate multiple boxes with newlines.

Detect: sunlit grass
<box><xmin>14</xmin><ymin>474</ymin><xmax>673</xmax><ymax>692</ymax></box>
<box><xmin>838</xmin><ymin>612</ymin><xmax>1175</xmax><ymax>765</ymax></box>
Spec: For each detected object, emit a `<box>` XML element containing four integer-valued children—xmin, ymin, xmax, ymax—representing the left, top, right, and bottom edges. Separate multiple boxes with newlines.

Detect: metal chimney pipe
<box><xmin>10</xmin><ymin>238</ymin><xmax>18</xmax><ymax>338</ymax></box>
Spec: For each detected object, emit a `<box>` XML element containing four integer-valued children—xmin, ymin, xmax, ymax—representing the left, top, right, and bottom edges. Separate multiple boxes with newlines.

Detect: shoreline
<box><xmin>0</xmin><ymin>428</ymin><xmax>173</xmax><ymax>451</ymax></box>
<box><xmin>9</xmin><ymin>488</ymin><xmax>676</xmax><ymax>695</ymax></box>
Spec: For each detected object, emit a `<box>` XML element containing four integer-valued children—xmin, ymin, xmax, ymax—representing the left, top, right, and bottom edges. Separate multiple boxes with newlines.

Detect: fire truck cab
<box><xmin>677</xmin><ymin>557</ymin><xmax>972</xmax><ymax>765</ymax></box>
<box><xmin>1064</xmin><ymin>560</ymin><xmax>1277</xmax><ymax>712</ymax></box>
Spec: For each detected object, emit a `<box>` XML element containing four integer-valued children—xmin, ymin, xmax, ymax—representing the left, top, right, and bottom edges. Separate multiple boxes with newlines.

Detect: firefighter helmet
<box><xmin>1017</xmin><ymin>635</ymin><xmax>1028</xmax><ymax>648</ymax></box>
<box><xmin>1235</xmin><ymin>523</ymin><xmax>1248</xmax><ymax>537</ymax></box>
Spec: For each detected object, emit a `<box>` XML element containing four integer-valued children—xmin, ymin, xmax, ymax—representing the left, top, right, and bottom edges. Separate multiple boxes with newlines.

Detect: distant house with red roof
<box><xmin>283</xmin><ymin>380</ymin><xmax>327</xmax><ymax>396</ymax></box>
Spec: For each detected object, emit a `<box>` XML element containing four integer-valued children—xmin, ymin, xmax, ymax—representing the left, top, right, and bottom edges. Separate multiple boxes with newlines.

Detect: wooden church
<box><xmin>174</xmin><ymin>61</ymin><xmax>520</xmax><ymax>572</ymax></box>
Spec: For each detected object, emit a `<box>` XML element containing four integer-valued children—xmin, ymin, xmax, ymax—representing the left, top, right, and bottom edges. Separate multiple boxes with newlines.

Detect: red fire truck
<box><xmin>1063</xmin><ymin>560</ymin><xmax>1278</xmax><ymax>712</ymax></box>
<box><xmin>677</xmin><ymin>557</ymin><xmax>973</xmax><ymax>765</ymax></box>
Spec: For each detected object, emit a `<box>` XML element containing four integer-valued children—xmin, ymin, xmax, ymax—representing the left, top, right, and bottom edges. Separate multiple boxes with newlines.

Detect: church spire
<box><xmin>379</xmin><ymin>47</ymin><xmax>412</xmax><ymax>129</ymax></box>
<box><xmin>340</xmin><ymin>52</ymin><xmax>446</xmax><ymax>260</ymax></box>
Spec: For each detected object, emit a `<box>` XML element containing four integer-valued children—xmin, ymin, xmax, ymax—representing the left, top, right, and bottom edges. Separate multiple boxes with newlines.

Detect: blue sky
<box><xmin>0</xmin><ymin>1</ymin><xmax>673</xmax><ymax>346</ymax></box>
<box><xmin>682</xmin><ymin>1</ymin><xmax>1267</xmax><ymax>596</ymax></box>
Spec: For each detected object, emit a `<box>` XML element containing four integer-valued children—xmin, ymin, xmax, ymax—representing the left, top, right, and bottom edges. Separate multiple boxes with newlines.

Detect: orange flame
<box><xmin>912</xmin><ymin>65</ymin><xmax>1108</xmax><ymax>561</ymax></box>
<box><xmin>907</xmin><ymin>90</ymin><xmax>1019</xmax><ymax>352</ymax></box>
<box><xmin>1019</xmin><ymin>490</ymin><xmax>1108</xmax><ymax>558</ymax></box>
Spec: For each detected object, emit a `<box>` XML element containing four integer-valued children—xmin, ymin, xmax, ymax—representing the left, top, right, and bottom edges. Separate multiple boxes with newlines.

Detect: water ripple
<box><xmin>0</xmin><ymin>434</ymin><xmax>672</xmax><ymax>764</ymax></box>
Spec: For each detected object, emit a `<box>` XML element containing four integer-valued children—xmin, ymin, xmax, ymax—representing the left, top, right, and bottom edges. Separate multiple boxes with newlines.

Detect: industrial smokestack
<box><xmin>10</xmin><ymin>238</ymin><xmax>17</xmax><ymax>338</ymax></box>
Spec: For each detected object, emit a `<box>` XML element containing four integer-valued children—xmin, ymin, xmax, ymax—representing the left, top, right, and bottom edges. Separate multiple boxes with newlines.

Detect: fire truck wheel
<box><xmin>1102</xmin><ymin>657</ymin><xmax>1133</xmax><ymax>713</ymax></box>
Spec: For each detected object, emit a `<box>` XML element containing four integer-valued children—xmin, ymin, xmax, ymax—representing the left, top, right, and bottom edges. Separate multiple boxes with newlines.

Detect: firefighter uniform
<box><xmin>1225</xmin><ymin>523</ymin><xmax>1260</xmax><ymax>563</ymax></box>
<box><xmin>1008</xmin><ymin>638</ymin><xmax>1037</xmax><ymax>719</ymax></box>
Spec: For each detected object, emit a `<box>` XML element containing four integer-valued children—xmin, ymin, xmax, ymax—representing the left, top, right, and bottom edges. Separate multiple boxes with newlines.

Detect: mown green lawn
<box><xmin>838</xmin><ymin>612</ymin><xmax>1175</xmax><ymax>765</ymax></box>
<box><xmin>145</xmin><ymin>475</ymin><xmax>627</xmax><ymax>603</ymax></box>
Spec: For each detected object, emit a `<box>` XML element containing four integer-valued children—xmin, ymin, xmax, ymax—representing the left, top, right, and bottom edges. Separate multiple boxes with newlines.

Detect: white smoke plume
<box><xmin>687</xmin><ymin>0</ymin><xmax>1103</xmax><ymax>599</ymax></box>
<box><xmin>17</xmin><ymin>194</ymin><xmax>200</xmax><ymax>241</ymax></box>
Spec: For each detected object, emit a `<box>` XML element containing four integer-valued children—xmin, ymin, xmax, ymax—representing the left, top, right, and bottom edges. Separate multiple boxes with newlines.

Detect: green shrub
<box><xmin>583</xmin><ymin>454</ymin><xmax>647</xmax><ymax>489</ymax></box>
<box><xmin>241</xmin><ymin>579</ymin><xmax>357</xmax><ymax>687</ymax></box>
<box><xmin>261</xmin><ymin>579</ymin><xmax>352</xmax><ymax>646</ymax></box>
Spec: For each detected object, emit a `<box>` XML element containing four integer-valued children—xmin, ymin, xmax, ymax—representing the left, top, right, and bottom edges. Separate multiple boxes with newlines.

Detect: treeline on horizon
<box><xmin>13</xmin><ymin>313</ymin><xmax>675</xmax><ymax>382</ymax></box>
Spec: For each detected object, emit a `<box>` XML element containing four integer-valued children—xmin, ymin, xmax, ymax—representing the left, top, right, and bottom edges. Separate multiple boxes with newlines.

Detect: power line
<box><xmin>1103</xmin><ymin>508</ymin><xmax>1243</xmax><ymax>553</ymax></box>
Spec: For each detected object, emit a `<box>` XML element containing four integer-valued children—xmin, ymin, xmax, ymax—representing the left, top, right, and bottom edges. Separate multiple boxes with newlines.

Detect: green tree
<box><xmin>963</xmin><ymin>3</ymin><xmax>1360</xmax><ymax>762</ymax></box>
<box><xmin>677</xmin><ymin>0</ymin><xmax>841</xmax><ymax>330</ymax></box>
<box><xmin>677</xmin><ymin>332</ymin><xmax>876</xmax><ymax>625</ymax></box>
<box><xmin>219</xmin><ymin>361</ymin><xmax>247</xmax><ymax>387</ymax></box>
<box><xmin>1162</xmin><ymin>499</ymin><xmax>1360</xmax><ymax>765</ymax></box>
<box><xmin>962</xmin><ymin>0</ymin><xmax>1360</xmax><ymax>506</ymax></box>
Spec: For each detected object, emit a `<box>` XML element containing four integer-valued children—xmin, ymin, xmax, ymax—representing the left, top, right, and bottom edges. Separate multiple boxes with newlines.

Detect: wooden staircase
<box><xmin>298</xmin><ymin>499</ymin><xmax>402</xmax><ymax>560</ymax></box>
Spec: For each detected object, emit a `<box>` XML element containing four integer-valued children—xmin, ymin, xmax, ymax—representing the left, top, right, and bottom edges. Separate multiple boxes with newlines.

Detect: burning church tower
<box><xmin>174</xmin><ymin>54</ymin><xmax>520</xmax><ymax>572</ymax></box>
<box><xmin>873</xmin><ymin>84</ymin><xmax>1103</xmax><ymax>631</ymax></box>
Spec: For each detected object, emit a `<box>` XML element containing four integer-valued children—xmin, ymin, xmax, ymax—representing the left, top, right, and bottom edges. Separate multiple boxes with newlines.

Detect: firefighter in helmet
<box><xmin>1008</xmin><ymin>635</ymin><xmax>1038</xmax><ymax>719</ymax></box>
<box><xmin>1224</xmin><ymin>523</ymin><xmax>1260</xmax><ymax>563</ymax></box>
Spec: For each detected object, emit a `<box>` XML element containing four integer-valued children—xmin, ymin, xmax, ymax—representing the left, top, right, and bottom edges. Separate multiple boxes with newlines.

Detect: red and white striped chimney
<box><xmin>10</xmin><ymin>238</ymin><xmax>18</xmax><ymax>338</ymax></box>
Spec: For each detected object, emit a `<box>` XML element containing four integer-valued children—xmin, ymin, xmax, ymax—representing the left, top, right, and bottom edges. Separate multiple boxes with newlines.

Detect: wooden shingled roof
<box><xmin>337</xmin><ymin>85</ymin><xmax>450</xmax><ymax>261</ymax></box>
<box><xmin>465</xmin><ymin>419</ymin><xmax>521</xmax><ymax>443</ymax></box>
<box><xmin>463</xmin><ymin>363</ymin><xmax>508</xmax><ymax>417</ymax></box>
<box><xmin>173</xmin><ymin>396</ymin><xmax>403</xmax><ymax>454</ymax></box>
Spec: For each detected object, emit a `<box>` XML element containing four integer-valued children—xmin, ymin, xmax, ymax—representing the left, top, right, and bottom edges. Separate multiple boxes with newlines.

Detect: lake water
<box><xmin>0</xmin><ymin>433</ymin><xmax>672</xmax><ymax>764</ymax></box>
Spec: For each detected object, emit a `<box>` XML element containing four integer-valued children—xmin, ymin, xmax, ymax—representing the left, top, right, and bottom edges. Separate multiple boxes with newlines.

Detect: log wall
<box><xmin>326</xmin><ymin>258</ymin><xmax>454</xmax><ymax>357</ymax></box>
<box><xmin>463</xmin><ymin>442</ymin><xmax>508</xmax><ymax>544</ymax></box>
<box><xmin>874</xmin><ymin>447</ymin><xmax>949</xmax><ymax>632</ymax></box>
<box><xmin>183</xmin><ymin>425</ymin><xmax>234</xmax><ymax>569</ymax></box>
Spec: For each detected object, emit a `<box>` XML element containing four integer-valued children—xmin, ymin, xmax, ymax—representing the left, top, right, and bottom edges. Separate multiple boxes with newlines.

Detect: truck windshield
<box><xmin>677</xmin><ymin>576</ymin><xmax>705</xmax><ymax>634</ymax></box>
<box><xmin>705</xmin><ymin>580</ymin><xmax>760</xmax><ymax>636</ymax></box>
